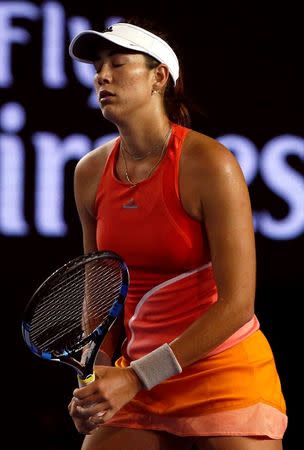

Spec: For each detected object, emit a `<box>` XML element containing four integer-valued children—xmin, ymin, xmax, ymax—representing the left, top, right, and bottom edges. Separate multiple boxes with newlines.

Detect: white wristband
<box><xmin>130</xmin><ymin>343</ymin><xmax>182</xmax><ymax>390</ymax></box>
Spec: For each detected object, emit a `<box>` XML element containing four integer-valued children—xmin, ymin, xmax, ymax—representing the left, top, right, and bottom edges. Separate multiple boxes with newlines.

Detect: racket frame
<box><xmin>22</xmin><ymin>250</ymin><xmax>129</xmax><ymax>380</ymax></box>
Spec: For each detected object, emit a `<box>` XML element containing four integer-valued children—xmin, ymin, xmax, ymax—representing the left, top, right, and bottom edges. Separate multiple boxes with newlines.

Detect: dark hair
<box><xmin>125</xmin><ymin>17</ymin><xmax>191</xmax><ymax>127</ymax></box>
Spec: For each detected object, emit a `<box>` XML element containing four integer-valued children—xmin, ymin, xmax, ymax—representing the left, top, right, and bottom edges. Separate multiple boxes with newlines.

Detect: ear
<box><xmin>152</xmin><ymin>64</ymin><xmax>170</xmax><ymax>92</ymax></box>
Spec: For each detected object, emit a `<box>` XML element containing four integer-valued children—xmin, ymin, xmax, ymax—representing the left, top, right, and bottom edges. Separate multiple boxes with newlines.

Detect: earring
<box><xmin>152</xmin><ymin>88</ymin><xmax>159</xmax><ymax>96</ymax></box>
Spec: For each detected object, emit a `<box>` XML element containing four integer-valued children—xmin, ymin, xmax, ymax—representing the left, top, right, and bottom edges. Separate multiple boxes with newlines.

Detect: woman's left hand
<box><xmin>69</xmin><ymin>366</ymin><xmax>143</xmax><ymax>430</ymax></box>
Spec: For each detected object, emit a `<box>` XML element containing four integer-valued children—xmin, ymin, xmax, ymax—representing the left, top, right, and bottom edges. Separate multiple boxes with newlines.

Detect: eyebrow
<box><xmin>108</xmin><ymin>50</ymin><xmax>122</xmax><ymax>56</ymax></box>
<box><xmin>95</xmin><ymin>50</ymin><xmax>129</xmax><ymax>61</ymax></box>
<box><xmin>94</xmin><ymin>48</ymin><xmax>138</xmax><ymax>65</ymax></box>
<box><xmin>94</xmin><ymin>50</ymin><xmax>122</xmax><ymax>65</ymax></box>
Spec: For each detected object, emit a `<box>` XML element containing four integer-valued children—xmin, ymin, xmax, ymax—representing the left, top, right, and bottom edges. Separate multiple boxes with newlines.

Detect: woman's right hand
<box><xmin>69</xmin><ymin>350</ymin><xmax>112</xmax><ymax>434</ymax></box>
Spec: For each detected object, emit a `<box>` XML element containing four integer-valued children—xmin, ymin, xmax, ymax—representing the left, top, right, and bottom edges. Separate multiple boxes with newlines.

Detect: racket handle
<box><xmin>77</xmin><ymin>372</ymin><xmax>95</xmax><ymax>387</ymax></box>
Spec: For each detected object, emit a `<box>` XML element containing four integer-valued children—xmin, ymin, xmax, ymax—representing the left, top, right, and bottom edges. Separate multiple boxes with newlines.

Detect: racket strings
<box><xmin>29</xmin><ymin>258</ymin><xmax>123</xmax><ymax>352</ymax></box>
<box><xmin>33</xmin><ymin>261</ymin><xmax>119</xmax><ymax>329</ymax></box>
<box><xmin>30</xmin><ymin>273</ymin><xmax>118</xmax><ymax>348</ymax></box>
<box><xmin>32</xmin><ymin>265</ymin><xmax>112</xmax><ymax>331</ymax></box>
<box><xmin>31</xmin><ymin>265</ymin><xmax>121</xmax><ymax>350</ymax></box>
<box><xmin>33</xmin><ymin>262</ymin><xmax>121</xmax><ymax>335</ymax></box>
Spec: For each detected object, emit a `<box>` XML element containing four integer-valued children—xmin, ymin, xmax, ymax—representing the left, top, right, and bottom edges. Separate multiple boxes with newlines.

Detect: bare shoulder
<box><xmin>74</xmin><ymin>137</ymin><xmax>118</xmax><ymax>217</ymax></box>
<box><xmin>179</xmin><ymin>130</ymin><xmax>247</xmax><ymax>222</ymax></box>
<box><xmin>182</xmin><ymin>129</ymin><xmax>240</xmax><ymax>174</ymax></box>
<box><xmin>74</xmin><ymin>137</ymin><xmax>117</xmax><ymax>183</ymax></box>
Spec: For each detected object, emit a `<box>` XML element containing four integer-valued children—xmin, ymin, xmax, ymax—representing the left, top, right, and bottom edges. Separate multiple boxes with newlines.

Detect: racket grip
<box><xmin>77</xmin><ymin>372</ymin><xmax>95</xmax><ymax>387</ymax></box>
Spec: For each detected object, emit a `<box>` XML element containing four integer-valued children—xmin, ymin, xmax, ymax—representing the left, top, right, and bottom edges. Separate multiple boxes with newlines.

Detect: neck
<box><xmin>117</xmin><ymin>113</ymin><xmax>171</xmax><ymax>160</ymax></box>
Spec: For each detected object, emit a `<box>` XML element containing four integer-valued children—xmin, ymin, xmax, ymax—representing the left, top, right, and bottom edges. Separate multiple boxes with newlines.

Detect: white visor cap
<box><xmin>69</xmin><ymin>23</ymin><xmax>179</xmax><ymax>85</ymax></box>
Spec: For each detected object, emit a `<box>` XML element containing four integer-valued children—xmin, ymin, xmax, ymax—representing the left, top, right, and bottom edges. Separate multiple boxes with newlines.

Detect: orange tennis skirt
<box><xmin>104</xmin><ymin>330</ymin><xmax>287</xmax><ymax>438</ymax></box>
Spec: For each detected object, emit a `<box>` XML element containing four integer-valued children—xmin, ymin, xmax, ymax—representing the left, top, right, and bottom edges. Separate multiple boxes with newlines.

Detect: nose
<box><xmin>96</xmin><ymin>63</ymin><xmax>112</xmax><ymax>85</ymax></box>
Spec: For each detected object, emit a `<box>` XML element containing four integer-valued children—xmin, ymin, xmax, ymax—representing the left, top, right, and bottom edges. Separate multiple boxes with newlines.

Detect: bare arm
<box><xmin>74</xmin><ymin>143</ymin><xmax>125</xmax><ymax>361</ymax></box>
<box><xmin>74</xmin><ymin>155</ymin><xmax>99</xmax><ymax>253</ymax></box>
<box><xmin>170</xmin><ymin>138</ymin><xmax>256</xmax><ymax>367</ymax></box>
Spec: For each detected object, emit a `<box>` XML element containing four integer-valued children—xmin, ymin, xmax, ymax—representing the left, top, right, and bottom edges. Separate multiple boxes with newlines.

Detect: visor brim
<box><xmin>69</xmin><ymin>31</ymin><xmax>148</xmax><ymax>63</ymax></box>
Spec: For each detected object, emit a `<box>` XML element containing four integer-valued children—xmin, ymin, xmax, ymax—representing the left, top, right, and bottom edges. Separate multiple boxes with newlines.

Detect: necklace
<box><xmin>120</xmin><ymin>142</ymin><xmax>153</xmax><ymax>161</ymax></box>
<box><xmin>121</xmin><ymin>127</ymin><xmax>172</xmax><ymax>187</ymax></box>
<box><xmin>120</xmin><ymin>127</ymin><xmax>170</xmax><ymax>161</ymax></box>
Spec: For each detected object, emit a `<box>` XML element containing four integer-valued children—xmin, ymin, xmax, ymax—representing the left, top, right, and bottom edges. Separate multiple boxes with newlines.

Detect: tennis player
<box><xmin>68</xmin><ymin>18</ymin><xmax>287</xmax><ymax>450</ymax></box>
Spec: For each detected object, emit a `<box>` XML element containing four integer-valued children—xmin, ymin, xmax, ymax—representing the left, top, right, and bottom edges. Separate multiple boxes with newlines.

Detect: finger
<box><xmin>69</xmin><ymin>393</ymin><xmax>97</xmax><ymax>410</ymax></box>
<box><xmin>76</xmin><ymin>401</ymin><xmax>110</xmax><ymax>418</ymax></box>
<box><xmin>81</xmin><ymin>413</ymin><xmax>109</xmax><ymax>434</ymax></box>
<box><xmin>73</xmin><ymin>376</ymin><xmax>104</xmax><ymax>399</ymax></box>
<box><xmin>69</xmin><ymin>409</ymin><xmax>101</xmax><ymax>435</ymax></box>
<box><xmin>69</xmin><ymin>400</ymin><xmax>91</xmax><ymax>419</ymax></box>
<box><xmin>68</xmin><ymin>398</ymin><xmax>79</xmax><ymax>416</ymax></box>
<box><xmin>78</xmin><ymin>420</ymin><xmax>100</xmax><ymax>435</ymax></box>
<box><xmin>88</xmin><ymin>411</ymin><xmax>108</xmax><ymax>426</ymax></box>
<box><xmin>73</xmin><ymin>383</ymin><xmax>96</xmax><ymax>399</ymax></box>
<box><xmin>75</xmin><ymin>393</ymin><xmax>107</xmax><ymax>408</ymax></box>
<box><xmin>73</xmin><ymin>368</ymin><xmax>109</xmax><ymax>399</ymax></box>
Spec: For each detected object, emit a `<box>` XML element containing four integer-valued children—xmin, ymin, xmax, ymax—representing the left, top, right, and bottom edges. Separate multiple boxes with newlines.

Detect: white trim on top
<box><xmin>126</xmin><ymin>262</ymin><xmax>212</xmax><ymax>357</ymax></box>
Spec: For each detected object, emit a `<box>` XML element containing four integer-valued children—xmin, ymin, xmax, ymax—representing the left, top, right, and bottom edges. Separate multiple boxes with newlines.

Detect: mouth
<box><xmin>99</xmin><ymin>91</ymin><xmax>115</xmax><ymax>102</ymax></box>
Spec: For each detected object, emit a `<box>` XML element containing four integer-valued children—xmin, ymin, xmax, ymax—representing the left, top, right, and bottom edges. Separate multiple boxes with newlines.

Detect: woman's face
<box><xmin>93</xmin><ymin>47</ymin><xmax>155</xmax><ymax>124</ymax></box>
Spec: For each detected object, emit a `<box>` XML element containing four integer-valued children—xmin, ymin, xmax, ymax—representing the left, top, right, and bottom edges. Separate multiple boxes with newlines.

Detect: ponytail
<box><xmin>142</xmin><ymin>52</ymin><xmax>192</xmax><ymax>127</ymax></box>
<box><xmin>164</xmin><ymin>74</ymin><xmax>191</xmax><ymax>127</ymax></box>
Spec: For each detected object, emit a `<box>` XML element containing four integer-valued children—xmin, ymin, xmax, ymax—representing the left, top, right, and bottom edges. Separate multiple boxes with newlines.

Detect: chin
<box><xmin>100</xmin><ymin>106</ymin><xmax>118</xmax><ymax>123</ymax></box>
<box><xmin>100</xmin><ymin>106</ymin><xmax>126</xmax><ymax>126</ymax></box>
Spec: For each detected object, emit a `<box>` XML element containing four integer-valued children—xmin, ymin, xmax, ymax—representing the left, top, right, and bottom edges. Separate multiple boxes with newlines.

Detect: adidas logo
<box><xmin>122</xmin><ymin>198</ymin><xmax>138</xmax><ymax>209</ymax></box>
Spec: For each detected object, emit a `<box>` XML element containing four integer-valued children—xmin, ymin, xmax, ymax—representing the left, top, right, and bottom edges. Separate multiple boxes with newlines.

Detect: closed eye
<box><xmin>94</xmin><ymin>62</ymin><xmax>125</xmax><ymax>73</ymax></box>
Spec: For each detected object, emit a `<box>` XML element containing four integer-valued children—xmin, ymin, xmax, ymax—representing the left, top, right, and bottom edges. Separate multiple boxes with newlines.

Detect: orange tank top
<box><xmin>95</xmin><ymin>123</ymin><xmax>259</xmax><ymax>361</ymax></box>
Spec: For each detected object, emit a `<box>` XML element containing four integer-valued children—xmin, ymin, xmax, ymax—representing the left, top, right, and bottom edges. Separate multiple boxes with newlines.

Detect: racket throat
<box><xmin>59</xmin><ymin>355</ymin><xmax>86</xmax><ymax>377</ymax></box>
<box><xmin>76</xmin><ymin>347</ymin><xmax>98</xmax><ymax>387</ymax></box>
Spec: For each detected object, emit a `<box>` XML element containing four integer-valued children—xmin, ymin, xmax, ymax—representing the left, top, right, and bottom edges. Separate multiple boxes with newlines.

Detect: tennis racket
<box><xmin>21</xmin><ymin>250</ymin><xmax>129</xmax><ymax>386</ymax></box>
